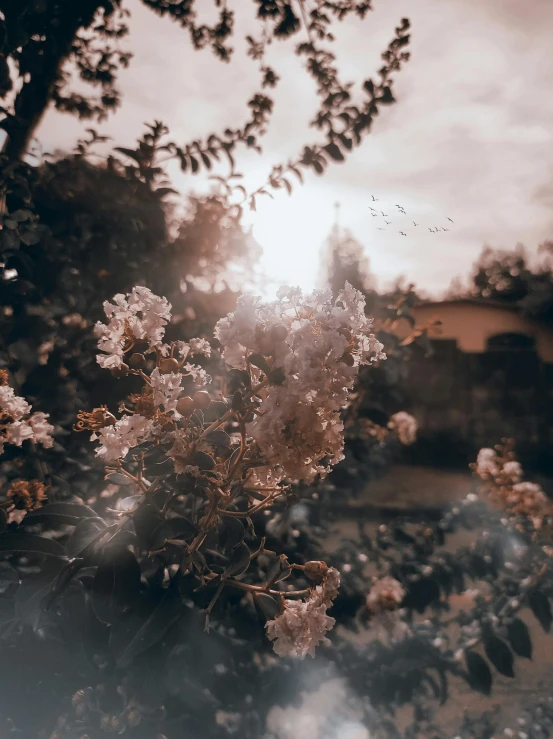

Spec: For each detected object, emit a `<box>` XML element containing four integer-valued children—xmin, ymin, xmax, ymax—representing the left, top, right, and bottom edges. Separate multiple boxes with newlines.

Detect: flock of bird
<box><xmin>369</xmin><ymin>195</ymin><xmax>454</xmax><ymax>236</ymax></box>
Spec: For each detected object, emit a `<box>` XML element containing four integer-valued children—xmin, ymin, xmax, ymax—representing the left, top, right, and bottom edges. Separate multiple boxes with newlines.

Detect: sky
<box><xmin>37</xmin><ymin>0</ymin><xmax>553</xmax><ymax>298</ymax></box>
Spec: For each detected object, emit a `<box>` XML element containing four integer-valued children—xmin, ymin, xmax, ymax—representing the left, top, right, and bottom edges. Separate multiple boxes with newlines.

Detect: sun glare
<box><xmin>242</xmin><ymin>188</ymin><xmax>355</xmax><ymax>298</ymax></box>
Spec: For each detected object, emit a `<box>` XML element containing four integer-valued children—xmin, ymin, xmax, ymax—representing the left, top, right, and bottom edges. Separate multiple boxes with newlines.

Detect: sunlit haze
<box><xmin>37</xmin><ymin>0</ymin><xmax>553</xmax><ymax>296</ymax></box>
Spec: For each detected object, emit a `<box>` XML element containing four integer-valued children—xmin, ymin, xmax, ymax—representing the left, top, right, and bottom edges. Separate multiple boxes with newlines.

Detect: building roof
<box><xmin>415</xmin><ymin>297</ymin><xmax>520</xmax><ymax>312</ymax></box>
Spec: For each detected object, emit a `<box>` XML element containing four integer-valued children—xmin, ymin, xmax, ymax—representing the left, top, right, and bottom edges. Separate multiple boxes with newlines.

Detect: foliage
<box><xmin>452</xmin><ymin>242</ymin><xmax>553</xmax><ymax>325</ymax></box>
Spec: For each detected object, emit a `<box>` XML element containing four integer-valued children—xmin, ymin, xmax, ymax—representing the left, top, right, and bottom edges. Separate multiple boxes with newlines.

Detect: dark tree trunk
<box><xmin>1</xmin><ymin>1</ymin><xmax>100</xmax><ymax>162</ymax></box>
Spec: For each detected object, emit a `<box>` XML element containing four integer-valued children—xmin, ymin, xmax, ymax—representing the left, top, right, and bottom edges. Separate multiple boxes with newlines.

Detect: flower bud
<box><xmin>176</xmin><ymin>396</ymin><xmax>195</xmax><ymax>416</ymax></box>
<box><xmin>127</xmin><ymin>710</ymin><xmax>141</xmax><ymax>727</ymax></box>
<box><xmin>159</xmin><ymin>357</ymin><xmax>179</xmax><ymax>374</ymax></box>
<box><xmin>193</xmin><ymin>390</ymin><xmax>211</xmax><ymax>410</ymax></box>
<box><xmin>304</xmin><ymin>560</ymin><xmax>329</xmax><ymax>584</ymax></box>
<box><xmin>271</xmin><ymin>324</ymin><xmax>288</xmax><ymax>342</ymax></box>
<box><xmin>129</xmin><ymin>352</ymin><xmax>146</xmax><ymax>369</ymax></box>
<box><xmin>111</xmin><ymin>363</ymin><xmax>129</xmax><ymax>378</ymax></box>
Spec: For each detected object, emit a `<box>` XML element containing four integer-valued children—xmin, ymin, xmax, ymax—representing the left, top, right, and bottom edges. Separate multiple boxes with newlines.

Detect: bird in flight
<box><xmin>447</xmin><ymin>217</ymin><xmax>454</xmax><ymax>223</ymax></box>
<box><xmin>428</xmin><ymin>227</ymin><xmax>435</xmax><ymax>233</ymax></box>
<box><xmin>377</xmin><ymin>227</ymin><xmax>384</xmax><ymax>231</ymax></box>
<box><xmin>381</xmin><ymin>211</ymin><xmax>388</xmax><ymax>217</ymax></box>
<box><xmin>371</xmin><ymin>212</ymin><xmax>378</xmax><ymax>217</ymax></box>
<box><xmin>399</xmin><ymin>231</ymin><xmax>406</xmax><ymax>236</ymax></box>
<box><xmin>385</xmin><ymin>220</ymin><xmax>391</xmax><ymax>225</ymax></box>
<box><xmin>413</xmin><ymin>221</ymin><xmax>419</xmax><ymax>227</ymax></box>
<box><xmin>371</xmin><ymin>195</ymin><xmax>379</xmax><ymax>202</ymax></box>
<box><xmin>442</xmin><ymin>228</ymin><xmax>450</xmax><ymax>232</ymax></box>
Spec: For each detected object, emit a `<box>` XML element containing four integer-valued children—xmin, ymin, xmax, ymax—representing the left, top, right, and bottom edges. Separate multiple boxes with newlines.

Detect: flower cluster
<box><xmin>0</xmin><ymin>371</ymin><xmax>54</xmax><ymax>455</ymax></box>
<box><xmin>215</xmin><ymin>283</ymin><xmax>385</xmax><ymax>482</ymax></box>
<box><xmin>95</xmin><ymin>286</ymin><xmax>172</xmax><ymax>369</ymax></box>
<box><xmin>366</xmin><ymin>575</ymin><xmax>405</xmax><ymax>614</ymax></box>
<box><xmin>76</xmin><ymin>284</ymin><xmax>384</xmax><ymax>657</ymax></box>
<box><xmin>266</xmin><ymin>567</ymin><xmax>340</xmax><ymax>658</ymax></box>
<box><xmin>473</xmin><ymin>441</ymin><xmax>550</xmax><ymax>528</ymax></box>
<box><xmin>388</xmin><ymin>411</ymin><xmax>418</xmax><ymax>446</ymax></box>
<box><xmin>3</xmin><ymin>479</ymin><xmax>47</xmax><ymax>524</ymax></box>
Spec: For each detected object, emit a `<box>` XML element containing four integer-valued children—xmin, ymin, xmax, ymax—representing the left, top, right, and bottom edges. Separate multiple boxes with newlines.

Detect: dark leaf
<box><xmin>22</xmin><ymin>501</ymin><xmax>100</xmax><ymax>527</ymax></box>
<box><xmin>0</xmin><ymin>507</ymin><xmax>6</xmax><ymax>535</ymax></box>
<box><xmin>92</xmin><ymin>547</ymin><xmax>141</xmax><ymax>624</ymax></box>
<box><xmin>219</xmin><ymin>516</ymin><xmax>245</xmax><ymax>551</ymax></box>
<box><xmin>270</xmin><ymin>367</ymin><xmax>286</xmax><ymax>386</ymax></box>
<box><xmin>254</xmin><ymin>592</ymin><xmax>281</xmax><ymax>621</ymax></box>
<box><xmin>224</xmin><ymin>542</ymin><xmax>250</xmax><ymax>578</ymax></box>
<box><xmin>190</xmin><ymin>450</ymin><xmax>215</xmax><ymax>471</ymax></box>
<box><xmin>464</xmin><ymin>650</ymin><xmax>492</xmax><ymax>695</ymax></box>
<box><xmin>323</xmin><ymin>142</ymin><xmax>345</xmax><ymax>162</ymax></box>
<box><xmin>0</xmin><ymin>562</ymin><xmax>19</xmax><ymax>594</ymax></box>
<box><xmin>111</xmin><ymin>588</ymin><xmax>183</xmax><ymax>667</ymax></box>
<box><xmin>529</xmin><ymin>589</ymin><xmax>552</xmax><ymax>633</ymax></box>
<box><xmin>0</xmin><ymin>533</ymin><xmax>67</xmax><ymax>559</ymax></box>
<box><xmin>133</xmin><ymin>503</ymin><xmax>165</xmax><ymax>549</ymax></box>
<box><xmin>65</xmin><ymin>517</ymin><xmax>108</xmax><ymax>558</ymax></box>
<box><xmin>205</xmin><ymin>429</ymin><xmax>231</xmax><ymax>449</ymax></box>
<box><xmin>507</xmin><ymin>618</ymin><xmax>532</xmax><ymax>660</ymax></box>
<box><xmin>248</xmin><ymin>353</ymin><xmax>271</xmax><ymax>375</ymax></box>
<box><xmin>151</xmin><ymin>517</ymin><xmax>197</xmax><ymax>549</ymax></box>
<box><xmin>114</xmin><ymin>146</ymin><xmax>143</xmax><ymax>163</ymax></box>
<box><xmin>43</xmin><ymin>558</ymin><xmax>85</xmax><ymax>611</ymax></box>
<box><xmin>484</xmin><ymin>634</ymin><xmax>514</xmax><ymax>677</ymax></box>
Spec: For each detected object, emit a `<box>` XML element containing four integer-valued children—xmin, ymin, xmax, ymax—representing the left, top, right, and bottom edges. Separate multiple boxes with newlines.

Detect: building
<box><xmin>403</xmin><ymin>298</ymin><xmax>553</xmax><ymax>469</ymax></box>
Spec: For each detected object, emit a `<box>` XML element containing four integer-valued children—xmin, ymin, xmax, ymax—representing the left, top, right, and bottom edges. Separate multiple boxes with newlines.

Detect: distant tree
<box><xmin>0</xmin><ymin>0</ymin><xmax>410</xmax><ymax>193</ymax></box>
<box><xmin>319</xmin><ymin>217</ymin><xmax>374</xmax><ymax>297</ymax></box>
<box><xmin>460</xmin><ymin>243</ymin><xmax>553</xmax><ymax>324</ymax></box>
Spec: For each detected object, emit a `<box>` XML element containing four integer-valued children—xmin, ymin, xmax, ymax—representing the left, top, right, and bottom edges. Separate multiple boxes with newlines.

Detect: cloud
<box><xmin>36</xmin><ymin>0</ymin><xmax>553</xmax><ymax>295</ymax></box>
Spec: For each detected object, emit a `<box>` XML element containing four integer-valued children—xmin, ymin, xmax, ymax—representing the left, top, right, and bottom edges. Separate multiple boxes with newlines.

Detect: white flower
<box><xmin>216</xmin><ymin>284</ymin><xmax>385</xmax><ymax>483</ymax></box>
<box><xmin>184</xmin><ymin>363</ymin><xmax>211</xmax><ymax>386</ymax></box>
<box><xmin>266</xmin><ymin>568</ymin><xmax>340</xmax><ymax>658</ymax></box>
<box><xmin>502</xmin><ymin>460</ymin><xmax>522</xmax><ymax>484</ymax></box>
<box><xmin>28</xmin><ymin>412</ymin><xmax>54</xmax><ymax>448</ymax></box>
<box><xmin>0</xmin><ymin>385</ymin><xmax>31</xmax><ymax>421</ymax></box>
<box><xmin>189</xmin><ymin>337</ymin><xmax>212</xmax><ymax>357</ymax></box>
<box><xmin>93</xmin><ymin>414</ymin><xmax>152</xmax><ymax>461</ymax></box>
<box><xmin>5</xmin><ymin>420</ymin><xmax>35</xmax><ymax>446</ymax></box>
<box><xmin>475</xmin><ymin>448</ymin><xmax>499</xmax><ymax>479</ymax></box>
<box><xmin>150</xmin><ymin>368</ymin><xmax>182</xmax><ymax>413</ymax></box>
<box><xmin>388</xmin><ymin>411</ymin><xmax>417</xmax><ymax>446</ymax></box>
<box><xmin>95</xmin><ymin>287</ymin><xmax>171</xmax><ymax>368</ymax></box>
<box><xmin>366</xmin><ymin>576</ymin><xmax>405</xmax><ymax>614</ymax></box>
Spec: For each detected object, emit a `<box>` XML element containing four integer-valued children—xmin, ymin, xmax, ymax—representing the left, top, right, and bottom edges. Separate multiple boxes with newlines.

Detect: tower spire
<box><xmin>333</xmin><ymin>201</ymin><xmax>341</xmax><ymax>237</ymax></box>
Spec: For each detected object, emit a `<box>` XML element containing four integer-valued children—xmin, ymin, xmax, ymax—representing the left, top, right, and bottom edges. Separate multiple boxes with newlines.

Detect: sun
<box><xmin>242</xmin><ymin>187</ymin><xmax>350</xmax><ymax>298</ymax></box>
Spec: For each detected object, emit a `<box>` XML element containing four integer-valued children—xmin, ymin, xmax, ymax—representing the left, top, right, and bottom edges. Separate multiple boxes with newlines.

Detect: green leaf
<box><xmin>507</xmin><ymin>618</ymin><xmax>532</xmax><ymax>659</ymax></box>
<box><xmin>0</xmin><ymin>533</ymin><xmax>67</xmax><ymax>559</ymax></box>
<box><xmin>484</xmin><ymin>634</ymin><xmax>514</xmax><ymax>677</ymax></box>
<box><xmin>464</xmin><ymin>650</ymin><xmax>492</xmax><ymax>695</ymax></box>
